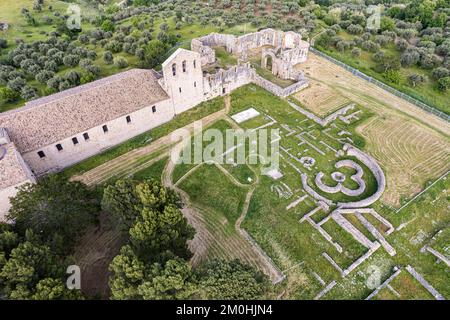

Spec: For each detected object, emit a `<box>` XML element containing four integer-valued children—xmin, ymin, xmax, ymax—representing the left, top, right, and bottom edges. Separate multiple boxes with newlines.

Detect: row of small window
<box><xmin>37</xmin><ymin>108</ymin><xmax>157</xmax><ymax>159</ymax></box>
<box><xmin>172</xmin><ymin>60</ymin><xmax>196</xmax><ymax>76</ymax></box>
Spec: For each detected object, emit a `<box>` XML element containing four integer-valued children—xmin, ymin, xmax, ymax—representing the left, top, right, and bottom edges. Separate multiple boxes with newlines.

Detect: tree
<box><xmin>432</xmin><ymin>67</ymin><xmax>449</xmax><ymax>80</ymax></box>
<box><xmin>109</xmin><ymin>245</ymin><xmax>196</xmax><ymax>300</ymax></box>
<box><xmin>32</xmin><ymin>278</ymin><xmax>83</xmax><ymax>300</ymax></box>
<box><xmin>0</xmin><ymin>38</ymin><xmax>7</xmax><ymax>49</ymax></box>
<box><xmin>8</xmin><ymin>175</ymin><xmax>100</xmax><ymax>252</ymax></box>
<box><xmin>20</xmin><ymin>85</ymin><xmax>38</xmax><ymax>101</ymax></box>
<box><xmin>63</xmin><ymin>54</ymin><xmax>80</xmax><ymax>67</ymax></box>
<box><xmin>400</xmin><ymin>48</ymin><xmax>420</xmax><ymax>67</ymax></box>
<box><xmin>35</xmin><ymin>70</ymin><xmax>55</xmax><ymax>84</ymax></box>
<box><xmin>7</xmin><ymin>77</ymin><xmax>26</xmax><ymax>92</ymax></box>
<box><xmin>380</xmin><ymin>17</ymin><xmax>395</xmax><ymax>31</ymax></box>
<box><xmin>0</xmin><ymin>87</ymin><xmax>19</xmax><ymax>102</ymax></box>
<box><xmin>64</xmin><ymin>70</ymin><xmax>81</xmax><ymax>86</ymax></box>
<box><xmin>377</xmin><ymin>55</ymin><xmax>401</xmax><ymax>73</ymax></box>
<box><xmin>116</xmin><ymin>58</ymin><xmax>128</xmax><ymax>69</ymax></box>
<box><xmin>383</xmin><ymin>70</ymin><xmax>401</xmax><ymax>84</ymax></box>
<box><xmin>196</xmin><ymin>259</ymin><xmax>269</xmax><ymax>300</ymax></box>
<box><xmin>438</xmin><ymin>76</ymin><xmax>450</xmax><ymax>91</ymax></box>
<box><xmin>108</xmin><ymin>245</ymin><xmax>146</xmax><ymax>300</ymax></box>
<box><xmin>347</xmin><ymin>24</ymin><xmax>363</xmax><ymax>35</ymax></box>
<box><xmin>351</xmin><ymin>47</ymin><xmax>361</xmax><ymax>57</ymax></box>
<box><xmin>105</xmin><ymin>40</ymin><xmax>123</xmax><ymax>53</ymax></box>
<box><xmin>0</xmin><ymin>230</ymin><xmax>19</xmax><ymax>255</ymax></box>
<box><xmin>102</xmin><ymin>179</ymin><xmax>141</xmax><ymax>229</ymax></box>
<box><xmin>101</xmin><ymin>19</ymin><xmax>115</xmax><ymax>32</ymax></box>
<box><xmin>0</xmin><ymin>241</ymin><xmax>59</xmax><ymax>297</ymax></box>
<box><xmin>103</xmin><ymin>51</ymin><xmax>114</xmax><ymax>64</ymax></box>
<box><xmin>129</xmin><ymin>204</ymin><xmax>194</xmax><ymax>262</ymax></box>
<box><xmin>408</xmin><ymin>74</ymin><xmax>426</xmax><ymax>87</ymax></box>
<box><xmin>137</xmin><ymin>258</ymin><xmax>196</xmax><ymax>300</ymax></box>
<box><xmin>143</xmin><ymin>40</ymin><xmax>167</xmax><ymax>68</ymax></box>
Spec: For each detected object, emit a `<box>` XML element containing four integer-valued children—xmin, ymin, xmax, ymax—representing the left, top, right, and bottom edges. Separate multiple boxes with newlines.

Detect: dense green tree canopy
<box><xmin>8</xmin><ymin>175</ymin><xmax>100</xmax><ymax>252</ymax></box>
<box><xmin>196</xmin><ymin>259</ymin><xmax>269</xmax><ymax>300</ymax></box>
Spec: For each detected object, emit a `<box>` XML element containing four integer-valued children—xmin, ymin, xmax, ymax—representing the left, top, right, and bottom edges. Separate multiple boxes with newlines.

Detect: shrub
<box><xmin>103</xmin><ymin>51</ymin><xmax>114</xmax><ymax>64</ymax></box>
<box><xmin>116</xmin><ymin>58</ymin><xmax>128</xmax><ymax>69</ymax></box>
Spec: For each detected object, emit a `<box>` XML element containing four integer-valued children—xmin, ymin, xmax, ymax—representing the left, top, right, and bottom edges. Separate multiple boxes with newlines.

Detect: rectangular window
<box><xmin>182</xmin><ymin>61</ymin><xmax>187</xmax><ymax>73</ymax></box>
<box><xmin>38</xmin><ymin>151</ymin><xmax>46</xmax><ymax>158</ymax></box>
<box><xmin>56</xmin><ymin>144</ymin><xmax>63</xmax><ymax>151</ymax></box>
<box><xmin>103</xmin><ymin>125</ymin><xmax>108</xmax><ymax>133</ymax></box>
<box><xmin>152</xmin><ymin>106</ymin><xmax>156</xmax><ymax>113</ymax></box>
<box><xmin>194</xmin><ymin>81</ymin><xmax>196</xmax><ymax>88</ymax></box>
<box><xmin>72</xmin><ymin>137</ymin><xmax>79</xmax><ymax>145</ymax></box>
<box><xmin>83</xmin><ymin>132</ymin><xmax>90</xmax><ymax>141</ymax></box>
<box><xmin>126</xmin><ymin>115</ymin><xmax>131</xmax><ymax>123</ymax></box>
<box><xmin>193</xmin><ymin>60</ymin><xmax>196</xmax><ymax>68</ymax></box>
<box><xmin>222</xmin><ymin>88</ymin><xmax>226</xmax><ymax>94</ymax></box>
<box><xmin>179</xmin><ymin>87</ymin><xmax>182</xmax><ymax>93</ymax></box>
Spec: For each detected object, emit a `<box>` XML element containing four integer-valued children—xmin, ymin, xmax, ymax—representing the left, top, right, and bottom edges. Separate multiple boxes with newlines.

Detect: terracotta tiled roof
<box><xmin>0</xmin><ymin>69</ymin><xmax>170</xmax><ymax>153</ymax></box>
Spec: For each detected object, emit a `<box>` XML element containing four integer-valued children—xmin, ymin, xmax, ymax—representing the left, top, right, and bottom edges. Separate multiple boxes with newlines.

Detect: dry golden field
<box><xmin>293</xmin><ymin>80</ymin><xmax>351</xmax><ymax>117</ymax></box>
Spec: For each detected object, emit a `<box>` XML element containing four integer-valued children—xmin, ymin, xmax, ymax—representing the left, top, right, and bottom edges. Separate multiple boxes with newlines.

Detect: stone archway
<box><xmin>262</xmin><ymin>52</ymin><xmax>276</xmax><ymax>72</ymax></box>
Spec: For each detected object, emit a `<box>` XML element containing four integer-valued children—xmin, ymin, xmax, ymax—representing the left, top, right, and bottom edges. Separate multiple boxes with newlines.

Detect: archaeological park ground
<box><xmin>0</xmin><ymin>0</ymin><xmax>450</xmax><ymax>300</ymax></box>
<box><xmin>67</xmin><ymin>44</ymin><xmax>449</xmax><ymax>300</ymax></box>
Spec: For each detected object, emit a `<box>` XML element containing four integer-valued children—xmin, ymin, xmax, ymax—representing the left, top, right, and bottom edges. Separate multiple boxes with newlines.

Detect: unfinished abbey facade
<box><xmin>0</xmin><ymin>28</ymin><xmax>310</xmax><ymax>220</ymax></box>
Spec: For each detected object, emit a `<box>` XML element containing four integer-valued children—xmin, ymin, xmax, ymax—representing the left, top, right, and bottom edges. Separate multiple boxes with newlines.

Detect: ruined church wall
<box><xmin>203</xmin><ymin>63</ymin><xmax>255</xmax><ymax>99</ymax></box>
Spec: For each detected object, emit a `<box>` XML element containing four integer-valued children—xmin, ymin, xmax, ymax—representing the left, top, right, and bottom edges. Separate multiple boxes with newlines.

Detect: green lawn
<box><xmin>132</xmin><ymin>156</ymin><xmax>168</xmax><ymax>182</ymax></box>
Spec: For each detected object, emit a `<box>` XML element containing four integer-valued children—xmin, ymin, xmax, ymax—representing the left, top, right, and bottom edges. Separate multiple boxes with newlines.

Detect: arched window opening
<box><xmin>172</xmin><ymin>63</ymin><xmax>177</xmax><ymax>76</ymax></box>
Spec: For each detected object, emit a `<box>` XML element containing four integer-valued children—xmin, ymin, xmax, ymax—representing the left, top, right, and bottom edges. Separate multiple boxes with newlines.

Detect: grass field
<box><xmin>69</xmin><ymin>77</ymin><xmax>450</xmax><ymax>299</ymax></box>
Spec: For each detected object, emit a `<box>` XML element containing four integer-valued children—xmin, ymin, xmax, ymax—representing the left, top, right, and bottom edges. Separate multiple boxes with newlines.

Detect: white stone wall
<box><xmin>203</xmin><ymin>63</ymin><xmax>255</xmax><ymax>99</ymax></box>
<box><xmin>162</xmin><ymin>49</ymin><xmax>205</xmax><ymax>114</ymax></box>
<box><xmin>22</xmin><ymin>99</ymin><xmax>174</xmax><ymax>175</ymax></box>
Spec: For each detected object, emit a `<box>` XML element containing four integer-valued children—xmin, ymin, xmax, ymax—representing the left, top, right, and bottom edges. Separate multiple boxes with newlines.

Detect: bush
<box><xmin>383</xmin><ymin>70</ymin><xmax>401</xmax><ymax>84</ymax></box>
<box><xmin>347</xmin><ymin>24</ymin><xmax>363</xmax><ymax>35</ymax></box>
<box><xmin>63</xmin><ymin>54</ymin><xmax>80</xmax><ymax>67</ymax></box>
<box><xmin>351</xmin><ymin>47</ymin><xmax>361</xmax><ymax>57</ymax></box>
<box><xmin>0</xmin><ymin>87</ymin><xmax>19</xmax><ymax>102</ymax></box>
<box><xmin>408</xmin><ymin>74</ymin><xmax>426</xmax><ymax>87</ymax></box>
<box><xmin>432</xmin><ymin>67</ymin><xmax>449</xmax><ymax>80</ymax></box>
<box><xmin>0</xmin><ymin>38</ymin><xmax>7</xmax><ymax>49</ymax></box>
<box><xmin>103</xmin><ymin>51</ymin><xmax>114</xmax><ymax>64</ymax></box>
<box><xmin>116</xmin><ymin>58</ymin><xmax>128</xmax><ymax>69</ymax></box>
<box><xmin>395</xmin><ymin>38</ymin><xmax>409</xmax><ymax>51</ymax></box>
<box><xmin>438</xmin><ymin>77</ymin><xmax>450</xmax><ymax>91</ymax></box>
<box><xmin>20</xmin><ymin>85</ymin><xmax>38</xmax><ymax>100</ymax></box>
<box><xmin>35</xmin><ymin>70</ymin><xmax>55</xmax><ymax>84</ymax></box>
<box><xmin>7</xmin><ymin>77</ymin><xmax>26</xmax><ymax>92</ymax></box>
